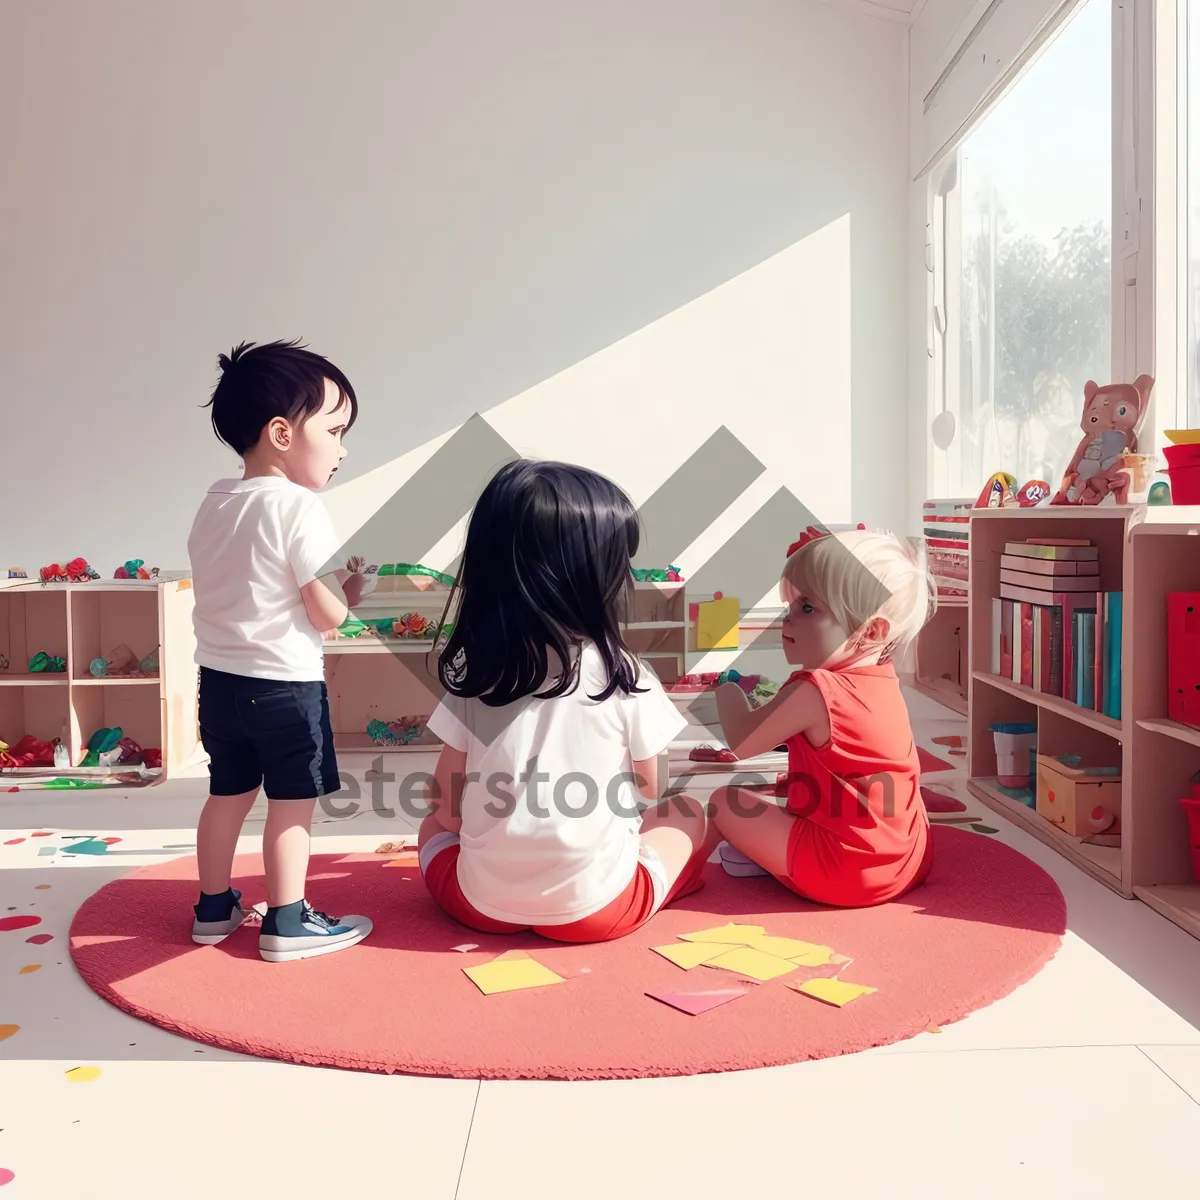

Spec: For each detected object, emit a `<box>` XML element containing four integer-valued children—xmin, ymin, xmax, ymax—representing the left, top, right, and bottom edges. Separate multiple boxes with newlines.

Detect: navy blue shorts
<box><xmin>198</xmin><ymin>667</ymin><xmax>340</xmax><ymax>800</ymax></box>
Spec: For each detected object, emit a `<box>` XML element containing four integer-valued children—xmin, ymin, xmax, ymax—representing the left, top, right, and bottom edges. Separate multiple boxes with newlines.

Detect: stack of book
<box><xmin>989</xmin><ymin>538</ymin><xmax>1122</xmax><ymax>719</ymax></box>
<box><xmin>922</xmin><ymin>498</ymin><xmax>973</xmax><ymax>600</ymax></box>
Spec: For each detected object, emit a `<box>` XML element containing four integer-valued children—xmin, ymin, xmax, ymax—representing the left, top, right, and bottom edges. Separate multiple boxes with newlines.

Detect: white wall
<box><xmin>1</xmin><ymin>0</ymin><xmax>908</xmax><ymax>573</ymax></box>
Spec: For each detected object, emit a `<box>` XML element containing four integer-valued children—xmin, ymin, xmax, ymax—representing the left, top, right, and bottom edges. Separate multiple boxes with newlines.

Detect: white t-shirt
<box><xmin>187</xmin><ymin>477</ymin><xmax>341</xmax><ymax>682</ymax></box>
<box><xmin>425</xmin><ymin>643</ymin><xmax>688</xmax><ymax>926</ymax></box>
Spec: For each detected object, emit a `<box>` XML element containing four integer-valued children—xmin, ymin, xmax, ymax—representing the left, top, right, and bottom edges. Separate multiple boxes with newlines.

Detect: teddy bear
<box><xmin>1050</xmin><ymin>375</ymin><xmax>1154</xmax><ymax>505</ymax></box>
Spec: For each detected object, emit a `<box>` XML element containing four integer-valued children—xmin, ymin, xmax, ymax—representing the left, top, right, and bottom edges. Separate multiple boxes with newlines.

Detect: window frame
<box><xmin>923</xmin><ymin>0</ymin><xmax>1176</xmax><ymax>498</ymax></box>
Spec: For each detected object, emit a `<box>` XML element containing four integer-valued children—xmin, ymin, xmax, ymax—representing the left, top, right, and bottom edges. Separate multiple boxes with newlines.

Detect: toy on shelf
<box><xmin>1035</xmin><ymin>754</ymin><xmax>1121</xmax><ymax>836</ymax></box>
<box><xmin>976</xmin><ymin>473</ymin><xmax>1019</xmax><ymax>508</ymax></box>
<box><xmin>80</xmin><ymin>726</ymin><xmax>123</xmax><ymax>767</ymax></box>
<box><xmin>689</xmin><ymin>745</ymin><xmax>738</xmax><ymax>764</ymax></box>
<box><xmin>668</xmin><ymin>671</ymin><xmax>762</xmax><ymax>695</ymax></box>
<box><xmin>366</xmin><ymin>716</ymin><xmax>430</xmax><ymax>747</ymax></box>
<box><xmin>332</xmin><ymin>613</ymin><xmax>436</xmax><ymax>642</ymax></box>
<box><xmin>1050</xmin><ymin>375</ymin><xmax>1154</xmax><ymax>505</ymax></box>
<box><xmin>991</xmin><ymin>722</ymin><xmax>1037</xmax><ymax>803</ymax></box>
<box><xmin>1167</xmin><ymin>592</ymin><xmax>1200</xmax><ymax>730</ymax></box>
<box><xmin>0</xmin><ymin>735</ymin><xmax>58</xmax><ymax>768</ymax></box>
<box><xmin>373</xmin><ymin>563</ymin><xmax>455</xmax><ymax>592</ymax></box>
<box><xmin>28</xmin><ymin>651</ymin><xmax>66</xmax><ymax>673</ymax></box>
<box><xmin>392</xmin><ymin>612</ymin><xmax>433</xmax><ymax>639</ymax></box>
<box><xmin>114</xmin><ymin>559</ymin><xmax>157</xmax><ymax>580</ymax></box>
<box><xmin>1148</xmin><ymin>479</ymin><xmax>1172</xmax><ymax>505</ymax></box>
<box><xmin>695</xmin><ymin>592</ymin><xmax>740</xmax><ymax>650</ymax></box>
<box><xmin>39</xmin><ymin>558</ymin><xmax>100</xmax><ymax>584</ymax></box>
<box><xmin>87</xmin><ymin>643</ymin><xmax>159</xmax><ymax>679</ymax></box>
<box><xmin>1014</xmin><ymin>480</ymin><xmax>1051</xmax><ymax>507</ymax></box>
<box><xmin>632</xmin><ymin>565</ymin><xmax>684</xmax><ymax>583</ymax></box>
<box><xmin>7</xmin><ymin>568</ymin><xmax>27</xmax><ymax>579</ymax></box>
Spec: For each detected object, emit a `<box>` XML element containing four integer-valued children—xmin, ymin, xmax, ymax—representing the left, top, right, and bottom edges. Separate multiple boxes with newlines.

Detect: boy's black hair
<box><xmin>438</xmin><ymin>459</ymin><xmax>647</xmax><ymax>707</ymax></box>
<box><xmin>205</xmin><ymin>339</ymin><xmax>358</xmax><ymax>454</ymax></box>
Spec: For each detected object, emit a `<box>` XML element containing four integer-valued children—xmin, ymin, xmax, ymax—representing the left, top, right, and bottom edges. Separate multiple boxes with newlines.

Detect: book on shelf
<box><xmin>998</xmin><ymin>554</ymin><xmax>1098</xmax><ymax>577</ymax></box>
<box><xmin>1103</xmin><ymin>592</ymin><xmax>1122</xmax><ymax>720</ymax></box>
<box><xmin>1000</xmin><ymin>568</ymin><xmax>1099</xmax><ymax>592</ymax></box>
<box><xmin>1075</xmin><ymin>612</ymin><xmax>1096</xmax><ymax>708</ymax></box>
<box><xmin>989</xmin><ymin>537</ymin><xmax>1121</xmax><ymax>712</ymax></box>
<box><xmin>1003</xmin><ymin>541</ymin><xmax>1099</xmax><ymax>562</ymax></box>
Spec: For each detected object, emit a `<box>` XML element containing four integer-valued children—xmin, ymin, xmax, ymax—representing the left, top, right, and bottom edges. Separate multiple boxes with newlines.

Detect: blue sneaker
<box><xmin>258</xmin><ymin>900</ymin><xmax>372</xmax><ymax>963</ymax></box>
<box><xmin>191</xmin><ymin>888</ymin><xmax>247</xmax><ymax>944</ymax></box>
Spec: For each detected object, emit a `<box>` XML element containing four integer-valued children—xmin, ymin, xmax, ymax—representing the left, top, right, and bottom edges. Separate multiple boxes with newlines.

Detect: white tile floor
<box><xmin>2</xmin><ymin>689</ymin><xmax>1200</xmax><ymax>1198</ymax></box>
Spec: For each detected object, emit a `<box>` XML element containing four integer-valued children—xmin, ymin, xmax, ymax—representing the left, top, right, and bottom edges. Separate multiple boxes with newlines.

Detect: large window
<box><xmin>932</xmin><ymin>0</ymin><xmax>1113</xmax><ymax>497</ymax></box>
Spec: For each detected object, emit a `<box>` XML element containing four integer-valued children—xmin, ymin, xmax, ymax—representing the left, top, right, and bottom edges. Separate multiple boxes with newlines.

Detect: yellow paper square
<box><xmin>697</xmin><ymin>596</ymin><xmax>740</xmax><ymax>650</ymax></box>
<box><xmin>788</xmin><ymin>946</ymin><xmax>838</xmax><ymax>967</ymax></box>
<box><xmin>705</xmin><ymin>946</ymin><xmax>798</xmax><ymax>981</ymax></box>
<box><xmin>463</xmin><ymin>959</ymin><xmax>565</xmax><ymax>995</ymax></box>
<box><xmin>794</xmin><ymin>977</ymin><xmax>876</xmax><ymax>1007</ymax></box>
<box><xmin>743</xmin><ymin>934</ymin><xmax>832</xmax><ymax>961</ymax></box>
<box><xmin>678</xmin><ymin>923</ymin><xmax>765</xmax><ymax>945</ymax></box>
<box><xmin>651</xmin><ymin>941</ymin><xmax>740</xmax><ymax>970</ymax></box>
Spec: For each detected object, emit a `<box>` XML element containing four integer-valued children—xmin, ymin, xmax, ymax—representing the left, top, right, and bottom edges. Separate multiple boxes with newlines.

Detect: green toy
<box><xmin>1148</xmin><ymin>480</ymin><xmax>1172</xmax><ymax>505</ymax></box>
<box><xmin>631</xmin><ymin>565</ymin><xmax>684</xmax><ymax>583</ymax></box>
<box><xmin>79</xmin><ymin>726</ymin><xmax>122</xmax><ymax>767</ymax></box>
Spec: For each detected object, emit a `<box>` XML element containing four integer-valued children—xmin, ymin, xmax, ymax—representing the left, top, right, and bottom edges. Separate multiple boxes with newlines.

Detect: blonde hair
<box><xmin>781</xmin><ymin>527</ymin><xmax>935</xmax><ymax>661</ymax></box>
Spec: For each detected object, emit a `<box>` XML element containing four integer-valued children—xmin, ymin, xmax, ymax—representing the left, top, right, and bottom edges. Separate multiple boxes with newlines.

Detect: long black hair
<box><xmin>437</xmin><ymin>459</ymin><xmax>646</xmax><ymax>706</ymax></box>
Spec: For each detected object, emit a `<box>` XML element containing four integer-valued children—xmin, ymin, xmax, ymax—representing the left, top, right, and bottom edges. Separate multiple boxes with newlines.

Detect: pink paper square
<box><xmin>646</xmin><ymin>987</ymin><xmax>748</xmax><ymax>1015</ymax></box>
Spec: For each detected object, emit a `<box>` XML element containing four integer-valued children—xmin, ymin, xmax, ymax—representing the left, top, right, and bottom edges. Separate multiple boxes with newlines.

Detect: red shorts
<box><xmin>781</xmin><ymin>816</ymin><xmax>933</xmax><ymax>908</ymax></box>
<box><xmin>421</xmin><ymin>835</ymin><xmax>708</xmax><ymax>944</ymax></box>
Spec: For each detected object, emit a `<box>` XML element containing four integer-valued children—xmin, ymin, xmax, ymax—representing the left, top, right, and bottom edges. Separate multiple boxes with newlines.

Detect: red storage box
<box><xmin>1167</xmin><ymin>593</ymin><xmax>1200</xmax><ymax>729</ymax></box>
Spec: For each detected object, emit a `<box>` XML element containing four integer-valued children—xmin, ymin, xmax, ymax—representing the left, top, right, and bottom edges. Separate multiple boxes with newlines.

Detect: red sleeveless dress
<box><xmin>778</xmin><ymin>663</ymin><xmax>931</xmax><ymax>907</ymax></box>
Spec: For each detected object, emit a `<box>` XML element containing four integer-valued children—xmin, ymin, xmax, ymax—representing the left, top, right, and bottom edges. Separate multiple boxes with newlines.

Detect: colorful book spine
<box><xmin>1000</xmin><ymin>599</ymin><xmax>1014</xmax><ymax>679</ymax></box>
<box><xmin>1094</xmin><ymin>592</ymin><xmax>1106</xmax><ymax>714</ymax></box>
<box><xmin>1104</xmin><ymin>592</ymin><xmax>1122</xmax><ymax>719</ymax></box>
<box><xmin>1032</xmin><ymin>604</ymin><xmax>1064</xmax><ymax>695</ymax></box>
<box><xmin>1033</xmin><ymin>607</ymin><xmax>1043</xmax><ymax>692</ymax></box>
<box><xmin>1019</xmin><ymin>603</ymin><xmax>1034</xmax><ymax>689</ymax></box>
<box><xmin>1076</xmin><ymin>613</ymin><xmax>1096</xmax><ymax>708</ymax></box>
<box><xmin>991</xmin><ymin>598</ymin><xmax>1002</xmax><ymax>674</ymax></box>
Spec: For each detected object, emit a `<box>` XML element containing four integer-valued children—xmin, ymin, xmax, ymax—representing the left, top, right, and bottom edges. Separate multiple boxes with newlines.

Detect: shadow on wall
<box><xmin>0</xmin><ymin>0</ymin><xmax>906</xmax><ymax>568</ymax></box>
<box><xmin>326</xmin><ymin>217</ymin><xmax>858</xmax><ymax>571</ymax></box>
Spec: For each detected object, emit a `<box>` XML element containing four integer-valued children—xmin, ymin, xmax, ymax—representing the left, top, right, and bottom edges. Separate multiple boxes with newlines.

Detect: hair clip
<box><xmin>786</xmin><ymin>523</ymin><xmax>865</xmax><ymax>558</ymax></box>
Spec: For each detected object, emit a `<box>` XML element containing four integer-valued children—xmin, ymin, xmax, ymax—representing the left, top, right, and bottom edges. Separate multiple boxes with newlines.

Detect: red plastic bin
<box><xmin>1164</xmin><ymin>442</ymin><xmax>1200</xmax><ymax>504</ymax></box>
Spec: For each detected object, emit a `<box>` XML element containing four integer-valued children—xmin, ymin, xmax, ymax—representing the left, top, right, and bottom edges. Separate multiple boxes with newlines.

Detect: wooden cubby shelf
<box><xmin>322</xmin><ymin>572</ymin><xmax>790</xmax><ymax>755</ymax></box>
<box><xmin>0</xmin><ymin>579</ymin><xmax>200</xmax><ymax>783</ymax></box>
<box><xmin>966</xmin><ymin>505</ymin><xmax>1200</xmax><ymax>940</ymax></box>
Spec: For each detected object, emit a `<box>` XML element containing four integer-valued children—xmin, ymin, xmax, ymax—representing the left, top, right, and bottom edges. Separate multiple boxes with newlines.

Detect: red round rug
<box><xmin>70</xmin><ymin>827</ymin><xmax>1065</xmax><ymax>1080</ymax></box>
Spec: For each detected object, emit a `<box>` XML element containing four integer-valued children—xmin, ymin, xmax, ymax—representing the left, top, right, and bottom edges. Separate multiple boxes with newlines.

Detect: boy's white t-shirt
<box><xmin>426</xmin><ymin>644</ymin><xmax>688</xmax><ymax>926</ymax></box>
<box><xmin>188</xmin><ymin>477</ymin><xmax>341</xmax><ymax>682</ymax></box>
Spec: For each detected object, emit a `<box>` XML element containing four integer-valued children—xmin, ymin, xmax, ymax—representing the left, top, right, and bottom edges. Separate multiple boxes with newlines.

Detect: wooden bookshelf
<box><xmin>0</xmin><ymin>579</ymin><xmax>200</xmax><ymax>783</ymax></box>
<box><xmin>912</xmin><ymin>597</ymin><xmax>968</xmax><ymax>714</ymax></box>
<box><xmin>966</xmin><ymin>506</ymin><xmax>1200</xmax><ymax>933</ymax></box>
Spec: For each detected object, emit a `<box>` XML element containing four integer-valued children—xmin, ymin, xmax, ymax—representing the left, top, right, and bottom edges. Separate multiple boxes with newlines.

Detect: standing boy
<box><xmin>187</xmin><ymin>339</ymin><xmax>372</xmax><ymax>962</ymax></box>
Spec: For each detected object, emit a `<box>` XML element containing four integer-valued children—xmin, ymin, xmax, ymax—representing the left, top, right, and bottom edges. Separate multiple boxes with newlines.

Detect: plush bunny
<box><xmin>1051</xmin><ymin>375</ymin><xmax>1154</xmax><ymax>505</ymax></box>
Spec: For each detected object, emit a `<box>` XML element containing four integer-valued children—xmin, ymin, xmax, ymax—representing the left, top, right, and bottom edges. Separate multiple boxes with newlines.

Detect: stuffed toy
<box><xmin>1051</xmin><ymin>375</ymin><xmax>1154</xmax><ymax>505</ymax></box>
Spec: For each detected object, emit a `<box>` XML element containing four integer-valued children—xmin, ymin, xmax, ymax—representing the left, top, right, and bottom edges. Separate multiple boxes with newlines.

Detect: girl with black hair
<box><xmin>420</xmin><ymin>459</ymin><xmax>718</xmax><ymax>942</ymax></box>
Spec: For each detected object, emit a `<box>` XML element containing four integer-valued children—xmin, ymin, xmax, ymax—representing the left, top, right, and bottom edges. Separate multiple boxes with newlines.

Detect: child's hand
<box><xmin>716</xmin><ymin>681</ymin><xmax>750</xmax><ymax>710</ymax></box>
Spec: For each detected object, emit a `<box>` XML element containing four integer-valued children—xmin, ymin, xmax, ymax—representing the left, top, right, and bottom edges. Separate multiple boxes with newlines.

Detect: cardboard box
<box><xmin>1036</xmin><ymin>754</ymin><xmax>1122</xmax><ymax>837</ymax></box>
